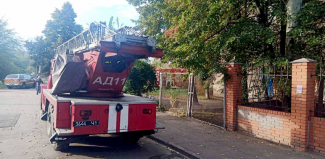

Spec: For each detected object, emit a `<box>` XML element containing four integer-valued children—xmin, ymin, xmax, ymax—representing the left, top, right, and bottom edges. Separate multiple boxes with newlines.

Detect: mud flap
<box><xmin>49</xmin><ymin>132</ymin><xmax>58</xmax><ymax>143</ymax></box>
<box><xmin>40</xmin><ymin>112</ymin><xmax>47</xmax><ymax>121</ymax></box>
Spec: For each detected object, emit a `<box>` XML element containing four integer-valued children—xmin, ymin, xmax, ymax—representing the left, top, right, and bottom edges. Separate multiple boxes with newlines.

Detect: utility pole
<box><xmin>159</xmin><ymin>72</ymin><xmax>163</xmax><ymax>108</ymax></box>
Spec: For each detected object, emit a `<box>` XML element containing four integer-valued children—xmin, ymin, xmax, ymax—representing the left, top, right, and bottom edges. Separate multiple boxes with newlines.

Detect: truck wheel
<box><xmin>47</xmin><ymin>104</ymin><xmax>70</xmax><ymax>151</ymax></box>
<box><xmin>47</xmin><ymin>105</ymin><xmax>54</xmax><ymax>137</ymax></box>
<box><xmin>123</xmin><ymin>134</ymin><xmax>142</xmax><ymax>144</ymax></box>
<box><xmin>53</xmin><ymin>141</ymin><xmax>69</xmax><ymax>151</ymax></box>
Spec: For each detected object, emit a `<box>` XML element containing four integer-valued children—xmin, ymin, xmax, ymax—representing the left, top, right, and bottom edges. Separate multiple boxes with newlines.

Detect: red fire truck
<box><xmin>39</xmin><ymin>23</ymin><xmax>164</xmax><ymax>151</ymax></box>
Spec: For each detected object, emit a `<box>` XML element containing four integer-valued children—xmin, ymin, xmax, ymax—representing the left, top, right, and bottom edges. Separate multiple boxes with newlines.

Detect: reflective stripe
<box><xmin>119</xmin><ymin>104</ymin><xmax>129</xmax><ymax>132</ymax></box>
<box><xmin>107</xmin><ymin>104</ymin><xmax>129</xmax><ymax>133</ymax></box>
<box><xmin>4</xmin><ymin>79</ymin><xmax>18</xmax><ymax>84</ymax></box>
<box><xmin>108</xmin><ymin>106</ymin><xmax>117</xmax><ymax>133</ymax></box>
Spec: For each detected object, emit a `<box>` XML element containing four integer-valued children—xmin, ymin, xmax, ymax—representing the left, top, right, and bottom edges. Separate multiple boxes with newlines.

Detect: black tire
<box><xmin>47</xmin><ymin>104</ymin><xmax>54</xmax><ymax>137</ymax></box>
<box><xmin>6</xmin><ymin>86</ymin><xmax>12</xmax><ymax>89</ymax></box>
<box><xmin>53</xmin><ymin>141</ymin><xmax>69</xmax><ymax>151</ymax></box>
<box><xmin>47</xmin><ymin>104</ymin><xmax>69</xmax><ymax>151</ymax></box>
<box><xmin>21</xmin><ymin>83</ymin><xmax>26</xmax><ymax>89</ymax></box>
<box><xmin>123</xmin><ymin>134</ymin><xmax>142</xmax><ymax>144</ymax></box>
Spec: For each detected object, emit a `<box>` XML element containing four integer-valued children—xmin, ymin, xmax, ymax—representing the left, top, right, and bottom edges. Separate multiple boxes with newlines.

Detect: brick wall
<box><xmin>225</xmin><ymin>58</ymin><xmax>325</xmax><ymax>153</ymax></box>
<box><xmin>310</xmin><ymin>117</ymin><xmax>325</xmax><ymax>153</ymax></box>
<box><xmin>225</xmin><ymin>63</ymin><xmax>242</xmax><ymax>131</ymax></box>
<box><xmin>291</xmin><ymin>59</ymin><xmax>316</xmax><ymax>150</ymax></box>
<box><xmin>237</xmin><ymin>106</ymin><xmax>291</xmax><ymax>145</ymax></box>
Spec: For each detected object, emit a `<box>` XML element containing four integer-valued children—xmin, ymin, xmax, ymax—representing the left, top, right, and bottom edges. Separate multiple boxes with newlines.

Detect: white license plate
<box><xmin>73</xmin><ymin>120</ymin><xmax>99</xmax><ymax>127</ymax></box>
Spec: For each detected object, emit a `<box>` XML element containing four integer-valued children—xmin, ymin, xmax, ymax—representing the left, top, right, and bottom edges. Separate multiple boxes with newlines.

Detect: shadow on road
<box><xmin>60</xmin><ymin>135</ymin><xmax>175</xmax><ymax>158</ymax></box>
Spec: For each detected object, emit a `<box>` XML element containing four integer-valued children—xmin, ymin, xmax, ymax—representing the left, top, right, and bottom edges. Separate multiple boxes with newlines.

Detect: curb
<box><xmin>147</xmin><ymin>135</ymin><xmax>203</xmax><ymax>159</ymax></box>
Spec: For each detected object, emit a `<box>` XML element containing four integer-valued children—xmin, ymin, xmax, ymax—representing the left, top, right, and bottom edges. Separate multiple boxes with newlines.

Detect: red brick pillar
<box><xmin>291</xmin><ymin>58</ymin><xmax>316</xmax><ymax>151</ymax></box>
<box><xmin>225</xmin><ymin>62</ymin><xmax>242</xmax><ymax>131</ymax></box>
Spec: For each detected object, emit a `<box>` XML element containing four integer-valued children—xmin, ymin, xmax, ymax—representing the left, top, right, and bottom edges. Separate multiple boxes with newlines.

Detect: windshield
<box><xmin>6</xmin><ymin>74</ymin><xmax>18</xmax><ymax>78</ymax></box>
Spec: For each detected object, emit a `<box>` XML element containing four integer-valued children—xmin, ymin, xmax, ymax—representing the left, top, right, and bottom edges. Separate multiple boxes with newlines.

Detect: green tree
<box><xmin>25</xmin><ymin>36</ymin><xmax>51</xmax><ymax>74</ymax></box>
<box><xmin>42</xmin><ymin>2</ymin><xmax>83</xmax><ymax>46</ymax></box>
<box><xmin>108</xmin><ymin>16</ymin><xmax>124</xmax><ymax>31</ymax></box>
<box><xmin>290</xmin><ymin>0</ymin><xmax>325</xmax><ymax>60</ymax></box>
<box><xmin>290</xmin><ymin>0</ymin><xmax>325</xmax><ymax>115</ymax></box>
<box><xmin>25</xmin><ymin>2</ymin><xmax>83</xmax><ymax>74</ymax></box>
<box><xmin>0</xmin><ymin>18</ymin><xmax>23</xmax><ymax>80</ymax></box>
<box><xmin>127</xmin><ymin>0</ymin><xmax>296</xmax><ymax>77</ymax></box>
<box><xmin>124</xmin><ymin>60</ymin><xmax>157</xmax><ymax>96</ymax></box>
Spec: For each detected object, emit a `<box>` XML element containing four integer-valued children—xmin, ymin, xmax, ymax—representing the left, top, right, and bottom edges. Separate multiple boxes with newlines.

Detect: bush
<box><xmin>124</xmin><ymin>60</ymin><xmax>157</xmax><ymax>96</ymax></box>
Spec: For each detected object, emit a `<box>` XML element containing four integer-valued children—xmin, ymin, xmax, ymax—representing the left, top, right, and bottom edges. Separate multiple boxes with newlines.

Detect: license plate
<box><xmin>73</xmin><ymin>120</ymin><xmax>100</xmax><ymax>127</ymax></box>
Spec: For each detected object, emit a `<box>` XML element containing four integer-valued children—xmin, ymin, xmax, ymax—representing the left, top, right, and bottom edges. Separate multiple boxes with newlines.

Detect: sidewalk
<box><xmin>150</xmin><ymin>112</ymin><xmax>322</xmax><ymax>159</ymax></box>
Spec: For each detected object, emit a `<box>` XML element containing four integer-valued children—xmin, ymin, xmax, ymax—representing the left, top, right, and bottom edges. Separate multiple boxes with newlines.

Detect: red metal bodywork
<box><xmin>41</xmin><ymin>41</ymin><xmax>161</xmax><ymax>137</ymax></box>
<box><xmin>41</xmin><ymin>90</ymin><xmax>157</xmax><ymax>136</ymax></box>
<box><xmin>78</xmin><ymin>50</ymin><xmax>132</xmax><ymax>96</ymax></box>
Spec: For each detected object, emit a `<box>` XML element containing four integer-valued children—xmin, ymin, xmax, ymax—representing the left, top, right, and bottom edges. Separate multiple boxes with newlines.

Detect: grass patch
<box><xmin>148</xmin><ymin>88</ymin><xmax>221</xmax><ymax>100</ymax></box>
<box><xmin>148</xmin><ymin>88</ymin><xmax>188</xmax><ymax>99</ymax></box>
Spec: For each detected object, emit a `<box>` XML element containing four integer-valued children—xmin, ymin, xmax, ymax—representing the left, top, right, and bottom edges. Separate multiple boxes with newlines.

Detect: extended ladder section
<box><xmin>50</xmin><ymin>22</ymin><xmax>162</xmax><ymax>96</ymax></box>
<box><xmin>55</xmin><ymin>22</ymin><xmax>156</xmax><ymax>55</ymax></box>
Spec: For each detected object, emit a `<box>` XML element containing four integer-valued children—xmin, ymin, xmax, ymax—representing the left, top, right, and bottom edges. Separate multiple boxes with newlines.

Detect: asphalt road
<box><xmin>0</xmin><ymin>89</ymin><xmax>184</xmax><ymax>159</ymax></box>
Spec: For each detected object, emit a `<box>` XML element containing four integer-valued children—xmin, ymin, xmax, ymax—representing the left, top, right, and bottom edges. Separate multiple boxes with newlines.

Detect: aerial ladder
<box><xmin>39</xmin><ymin>22</ymin><xmax>164</xmax><ymax>150</ymax></box>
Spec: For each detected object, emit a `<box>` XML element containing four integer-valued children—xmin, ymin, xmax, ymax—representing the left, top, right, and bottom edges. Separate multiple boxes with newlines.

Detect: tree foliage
<box><xmin>108</xmin><ymin>16</ymin><xmax>124</xmax><ymax>31</ymax></box>
<box><xmin>127</xmin><ymin>0</ymin><xmax>324</xmax><ymax>79</ymax></box>
<box><xmin>25</xmin><ymin>2</ymin><xmax>83</xmax><ymax>74</ymax></box>
<box><xmin>290</xmin><ymin>0</ymin><xmax>325</xmax><ymax>60</ymax></box>
<box><xmin>0</xmin><ymin>18</ymin><xmax>30</xmax><ymax>80</ymax></box>
<box><xmin>124</xmin><ymin>60</ymin><xmax>157</xmax><ymax>96</ymax></box>
<box><xmin>43</xmin><ymin>2</ymin><xmax>83</xmax><ymax>46</ymax></box>
<box><xmin>25</xmin><ymin>37</ymin><xmax>51</xmax><ymax>73</ymax></box>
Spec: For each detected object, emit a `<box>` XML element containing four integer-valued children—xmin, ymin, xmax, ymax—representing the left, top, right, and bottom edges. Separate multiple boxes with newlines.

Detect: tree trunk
<box><xmin>280</xmin><ymin>24</ymin><xmax>286</xmax><ymax>57</ymax></box>
<box><xmin>193</xmin><ymin>86</ymin><xmax>199</xmax><ymax>104</ymax></box>
<box><xmin>205</xmin><ymin>87</ymin><xmax>210</xmax><ymax>99</ymax></box>
<box><xmin>286</xmin><ymin>0</ymin><xmax>302</xmax><ymax>32</ymax></box>
<box><xmin>38</xmin><ymin>65</ymin><xmax>42</xmax><ymax>75</ymax></box>
<box><xmin>286</xmin><ymin>0</ymin><xmax>302</xmax><ymax>60</ymax></box>
<box><xmin>137</xmin><ymin>88</ymin><xmax>142</xmax><ymax>96</ymax></box>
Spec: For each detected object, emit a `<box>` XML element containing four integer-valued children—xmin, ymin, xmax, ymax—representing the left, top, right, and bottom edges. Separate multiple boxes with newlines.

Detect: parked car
<box><xmin>4</xmin><ymin>74</ymin><xmax>35</xmax><ymax>89</ymax></box>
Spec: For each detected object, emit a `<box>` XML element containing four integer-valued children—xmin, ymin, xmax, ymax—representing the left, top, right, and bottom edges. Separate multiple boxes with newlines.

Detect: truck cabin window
<box><xmin>102</xmin><ymin>55</ymin><xmax>135</xmax><ymax>73</ymax></box>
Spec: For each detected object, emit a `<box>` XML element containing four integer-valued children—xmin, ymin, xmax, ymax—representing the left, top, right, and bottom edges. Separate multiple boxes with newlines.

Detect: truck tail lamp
<box><xmin>143</xmin><ymin>109</ymin><xmax>152</xmax><ymax>114</ymax></box>
<box><xmin>80</xmin><ymin>110</ymin><xmax>92</xmax><ymax>116</ymax></box>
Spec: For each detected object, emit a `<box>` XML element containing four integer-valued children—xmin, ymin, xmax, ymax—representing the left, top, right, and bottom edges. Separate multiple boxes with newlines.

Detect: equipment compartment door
<box><xmin>107</xmin><ymin>103</ymin><xmax>131</xmax><ymax>133</ymax></box>
<box><xmin>99</xmin><ymin>105</ymin><xmax>109</xmax><ymax>133</ymax></box>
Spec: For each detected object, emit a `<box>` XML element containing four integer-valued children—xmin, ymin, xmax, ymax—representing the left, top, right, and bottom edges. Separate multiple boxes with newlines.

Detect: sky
<box><xmin>0</xmin><ymin>0</ymin><xmax>139</xmax><ymax>40</ymax></box>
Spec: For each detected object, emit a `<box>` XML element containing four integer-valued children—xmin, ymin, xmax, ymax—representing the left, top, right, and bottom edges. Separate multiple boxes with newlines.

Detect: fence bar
<box><xmin>158</xmin><ymin>72</ymin><xmax>163</xmax><ymax>108</ymax></box>
<box><xmin>241</xmin><ymin>61</ymin><xmax>292</xmax><ymax>112</ymax></box>
<box><xmin>223</xmin><ymin>80</ymin><xmax>226</xmax><ymax>128</ymax></box>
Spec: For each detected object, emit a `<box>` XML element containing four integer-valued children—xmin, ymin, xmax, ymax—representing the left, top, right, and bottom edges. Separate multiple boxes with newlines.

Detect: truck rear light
<box><xmin>80</xmin><ymin>110</ymin><xmax>92</xmax><ymax>116</ymax></box>
<box><xmin>143</xmin><ymin>109</ymin><xmax>152</xmax><ymax>114</ymax></box>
